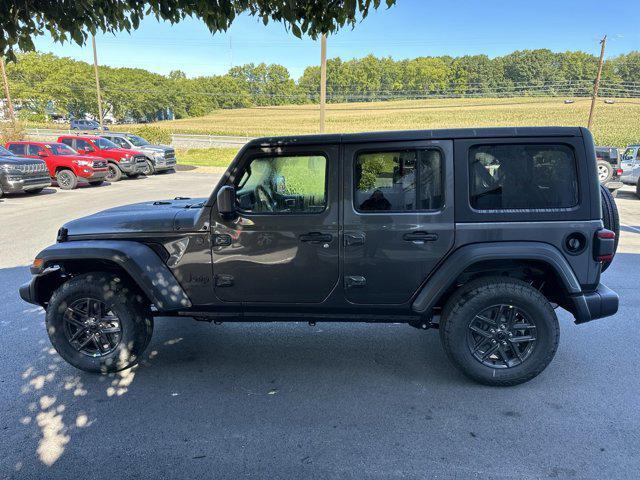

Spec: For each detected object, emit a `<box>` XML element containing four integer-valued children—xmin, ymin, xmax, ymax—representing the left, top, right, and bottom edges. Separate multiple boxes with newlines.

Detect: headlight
<box><xmin>73</xmin><ymin>160</ymin><xmax>93</xmax><ymax>167</ymax></box>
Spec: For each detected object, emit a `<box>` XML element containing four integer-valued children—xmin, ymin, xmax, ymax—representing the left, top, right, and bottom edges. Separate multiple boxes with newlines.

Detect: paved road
<box><xmin>1</xmin><ymin>176</ymin><xmax>639</xmax><ymax>479</ymax></box>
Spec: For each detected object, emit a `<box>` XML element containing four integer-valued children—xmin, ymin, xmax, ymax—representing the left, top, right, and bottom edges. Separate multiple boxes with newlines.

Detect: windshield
<box><xmin>47</xmin><ymin>143</ymin><xmax>77</xmax><ymax>155</ymax></box>
<box><xmin>94</xmin><ymin>138</ymin><xmax>118</xmax><ymax>150</ymax></box>
<box><xmin>0</xmin><ymin>146</ymin><xmax>14</xmax><ymax>156</ymax></box>
<box><xmin>127</xmin><ymin>134</ymin><xmax>150</xmax><ymax>147</ymax></box>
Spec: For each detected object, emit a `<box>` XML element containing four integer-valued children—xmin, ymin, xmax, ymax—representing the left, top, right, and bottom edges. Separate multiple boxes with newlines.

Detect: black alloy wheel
<box><xmin>466</xmin><ymin>304</ymin><xmax>537</xmax><ymax>369</ymax></box>
<box><xmin>62</xmin><ymin>298</ymin><xmax>122</xmax><ymax>357</ymax></box>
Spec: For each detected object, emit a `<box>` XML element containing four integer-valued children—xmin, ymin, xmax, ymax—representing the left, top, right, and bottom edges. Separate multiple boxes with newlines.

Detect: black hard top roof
<box><xmin>247</xmin><ymin>127</ymin><xmax>583</xmax><ymax>148</ymax></box>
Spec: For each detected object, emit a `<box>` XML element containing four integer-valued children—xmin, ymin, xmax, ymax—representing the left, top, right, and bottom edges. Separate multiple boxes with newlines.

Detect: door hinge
<box><xmin>344</xmin><ymin>232</ymin><xmax>365</xmax><ymax>247</ymax></box>
<box><xmin>344</xmin><ymin>275</ymin><xmax>366</xmax><ymax>288</ymax></box>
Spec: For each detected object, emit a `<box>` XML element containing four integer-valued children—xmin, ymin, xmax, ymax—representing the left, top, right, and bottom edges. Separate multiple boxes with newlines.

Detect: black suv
<box><xmin>0</xmin><ymin>145</ymin><xmax>51</xmax><ymax>197</ymax></box>
<box><xmin>20</xmin><ymin>127</ymin><xmax>619</xmax><ymax>386</ymax></box>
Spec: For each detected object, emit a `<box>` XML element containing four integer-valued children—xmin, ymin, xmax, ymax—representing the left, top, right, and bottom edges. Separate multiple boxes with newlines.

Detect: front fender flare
<box><xmin>411</xmin><ymin>242</ymin><xmax>581</xmax><ymax>315</ymax></box>
<box><xmin>29</xmin><ymin>240</ymin><xmax>191</xmax><ymax>311</ymax></box>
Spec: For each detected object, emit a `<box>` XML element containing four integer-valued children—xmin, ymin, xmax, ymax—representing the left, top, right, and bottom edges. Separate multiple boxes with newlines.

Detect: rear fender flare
<box><xmin>412</xmin><ymin>242</ymin><xmax>581</xmax><ymax>315</ymax></box>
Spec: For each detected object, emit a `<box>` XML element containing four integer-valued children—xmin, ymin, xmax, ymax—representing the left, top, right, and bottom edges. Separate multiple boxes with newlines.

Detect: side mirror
<box><xmin>37</xmin><ymin>151</ymin><xmax>47</xmax><ymax>158</ymax></box>
<box><xmin>217</xmin><ymin>185</ymin><xmax>236</xmax><ymax>218</ymax></box>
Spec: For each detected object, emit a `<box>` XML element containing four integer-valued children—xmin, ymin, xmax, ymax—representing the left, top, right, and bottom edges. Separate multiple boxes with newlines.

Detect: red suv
<box><xmin>57</xmin><ymin>135</ymin><xmax>147</xmax><ymax>182</ymax></box>
<box><xmin>6</xmin><ymin>141</ymin><xmax>109</xmax><ymax>189</ymax></box>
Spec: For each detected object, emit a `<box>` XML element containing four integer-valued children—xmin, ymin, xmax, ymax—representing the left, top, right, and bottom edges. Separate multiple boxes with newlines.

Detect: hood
<box><xmin>62</xmin><ymin>197</ymin><xmax>208</xmax><ymax>237</ymax></box>
<box><xmin>112</xmin><ymin>148</ymin><xmax>145</xmax><ymax>157</ymax></box>
<box><xmin>0</xmin><ymin>155</ymin><xmax>46</xmax><ymax>167</ymax></box>
<box><xmin>140</xmin><ymin>144</ymin><xmax>173</xmax><ymax>153</ymax></box>
<box><xmin>57</xmin><ymin>154</ymin><xmax>102</xmax><ymax>162</ymax></box>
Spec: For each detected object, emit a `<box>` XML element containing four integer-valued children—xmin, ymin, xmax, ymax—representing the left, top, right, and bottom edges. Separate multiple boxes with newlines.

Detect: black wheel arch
<box><xmin>412</xmin><ymin>242</ymin><xmax>583</xmax><ymax>320</ymax></box>
<box><xmin>25</xmin><ymin>240</ymin><xmax>191</xmax><ymax>311</ymax></box>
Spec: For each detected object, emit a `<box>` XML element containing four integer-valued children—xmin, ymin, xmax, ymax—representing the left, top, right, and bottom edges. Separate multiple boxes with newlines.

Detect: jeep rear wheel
<box><xmin>46</xmin><ymin>272</ymin><xmax>153</xmax><ymax>373</ymax></box>
<box><xmin>106</xmin><ymin>163</ymin><xmax>122</xmax><ymax>182</ymax></box>
<box><xmin>56</xmin><ymin>169</ymin><xmax>78</xmax><ymax>190</ymax></box>
<box><xmin>439</xmin><ymin>277</ymin><xmax>559</xmax><ymax>386</ymax></box>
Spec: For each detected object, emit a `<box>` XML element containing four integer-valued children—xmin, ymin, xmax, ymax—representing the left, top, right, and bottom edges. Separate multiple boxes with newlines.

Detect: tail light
<box><xmin>616</xmin><ymin>168</ymin><xmax>623</xmax><ymax>176</ymax></box>
<box><xmin>594</xmin><ymin>229</ymin><xmax>615</xmax><ymax>263</ymax></box>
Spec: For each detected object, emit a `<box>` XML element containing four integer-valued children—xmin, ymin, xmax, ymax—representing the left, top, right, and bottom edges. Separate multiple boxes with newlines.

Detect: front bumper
<box><xmin>152</xmin><ymin>158</ymin><xmax>177</xmax><ymax>170</ymax></box>
<box><xmin>118</xmin><ymin>161</ymin><xmax>144</xmax><ymax>174</ymax></box>
<box><xmin>1</xmin><ymin>174</ymin><xmax>51</xmax><ymax>194</ymax></box>
<box><xmin>79</xmin><ymin>169</ymin><xmax>108</xmax><ymax>181</ymax></box>
<box><xmin>19</xmin><ymin>279</ymin><xmax>38</xmax><ymax>305</ymax></box>
<box><xmin>571</xmin><ymin>283</ymin><xmax>619</xmax><ymax>324</ymax></box>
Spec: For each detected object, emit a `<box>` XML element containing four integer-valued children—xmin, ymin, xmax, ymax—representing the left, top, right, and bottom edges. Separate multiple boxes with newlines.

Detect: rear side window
<box><xmin>60</xmin><ymin>138</ymin><xmax>73</xmax><ymax>148</ymax></box>
<box><xmin>8</xmin><ymin>144</ymin><xmax>26</xmax><ymax>155</ymax></box>
<box><xmin>354</xmin><ymin>149</ymin><xmax>443</xmax><ymax>212</ymax></box>
<box><xmin>28</xmin><ymin>144</ymin><xmax>44</xmax><ymax>156</ymax></box>
<box><xmin>469</xmin><ymin>144</ymin><xmax>578</xmax><ymax>210</ymax></box>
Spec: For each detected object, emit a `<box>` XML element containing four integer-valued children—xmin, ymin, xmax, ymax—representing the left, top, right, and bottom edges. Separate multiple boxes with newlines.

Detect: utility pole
<box><xmin>319</xmin><ymin>34</ymin><xmax>327</xmax><ymax>133</ymax></box>
<box><xmin>91</xmin><ymin>34</ymin><xmax>105</xmax><ymax>130</ymax></box>
<box><xmin>0</xmin><ymin>57</ymin><xmax>16</xmax><ymax>123</ymax></box>
<box><xmin>587</xmin><ymin>35</ymin><xmax>607</xmax><ymax>130</ymax></box>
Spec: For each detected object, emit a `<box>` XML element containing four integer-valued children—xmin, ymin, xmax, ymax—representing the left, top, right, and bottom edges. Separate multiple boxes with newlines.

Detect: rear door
<box><xmin>342</xmin><ymin>140</ymin><xmax>454</xmax><ymax>304</ymax></box>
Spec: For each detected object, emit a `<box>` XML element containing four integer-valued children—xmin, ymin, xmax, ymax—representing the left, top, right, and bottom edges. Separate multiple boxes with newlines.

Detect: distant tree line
<box><xmin>4</xmin><ymin>49</ymin><xmax>639</xmax><ymax>122</ymax></box>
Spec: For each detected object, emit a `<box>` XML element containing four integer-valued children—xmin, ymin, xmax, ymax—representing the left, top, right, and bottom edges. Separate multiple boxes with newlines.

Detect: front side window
<box><xmin>469</xmin><ymin>144</ymin><xmax>578</xmax><ymax>210</ymax></box>
<box><xmin>7</xmin><ymin>144</ymin><xmax>26</xmax><ymax>155</ymax></box>
<box><xmin>235</xmin><ymin>154</ymin><xmax>327</xmax><ymax>214</ymax></box>
<box><xmin>354</xmin><ymin>149</ymin><xmax>443</xmax><ymax>212</ymax></box>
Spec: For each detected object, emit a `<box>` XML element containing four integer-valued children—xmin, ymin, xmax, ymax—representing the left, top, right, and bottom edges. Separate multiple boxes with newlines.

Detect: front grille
<box><xmin>134</xmin><ymin>155</ymin><xmax>147</xmax><ymax>164</ymax></box>
<box><xmin>164</xmin><ymin>149</ymin><xmax>175</xmax><ymax>160</ymax></box>
<box><xmin>16</xmin><ymin>163</ymin><xmax>47</xmax><ymax>174</ymax></box>
<box><xmin>92</xmin><ymin>160</ymin><xmax>107</xmax><ymax>169</ymax></box>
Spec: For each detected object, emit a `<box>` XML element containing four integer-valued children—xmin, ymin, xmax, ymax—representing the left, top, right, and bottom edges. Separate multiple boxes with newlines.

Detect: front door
<box><xmin>211</xmin><ymin>145</ymin><xmax>340</xmax><ymax>303</ymax></box>
<box><xmin>342</xmin><ymin>140</ymin><xmax>455</xmax><ymax>304</ymax></box>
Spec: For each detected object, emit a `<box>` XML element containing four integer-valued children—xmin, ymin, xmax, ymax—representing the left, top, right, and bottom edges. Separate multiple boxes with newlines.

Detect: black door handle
<box><xmin>299</xmin><ymin>232</ymin><xmax>333</xmax><ymax>243</ymax></box>
<box><xmin>403</xmin><ymin>231</ymin><xmax>438</xmax><ymax>242</ymax></box>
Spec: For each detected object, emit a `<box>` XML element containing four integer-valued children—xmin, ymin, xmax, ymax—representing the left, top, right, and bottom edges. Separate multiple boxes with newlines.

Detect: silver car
<box><xmin>100</xmin><ymin>133</ymin><xmax>176</xmax><ymax>175</ymax></box>
<box><xmin>620</xmin><ymin>145</ymin><xmax>640</xmax><ymax>189</ymax></box>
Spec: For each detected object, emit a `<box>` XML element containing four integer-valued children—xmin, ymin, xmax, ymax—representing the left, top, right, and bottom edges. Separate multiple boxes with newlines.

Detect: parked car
<box><xmin>70</xmin><ymin>119</ymin><xmax>108</xmax><ymax>131</ymax></box>
<box><xmin>57</xmin><ymin>135</ymin><xmax>146</xmax><ymax>182</ymax></box>
<box><xmin>595</xmin><ymin>146</ymin><xmax>624</xmax><ymax>196</ymax></box>
<box><xmin>620</xmin><ymin>144</ymin><xmax>640</xmax><ymax>196</ymax></box>
<box><xmin>0</xmin><ymin>145</ymin><xmax>51</xmax><ymax>198</ymax></box>
<box><xmin>20</xmin><ymin>127</ymin><xmax>619</xmax><ymax>386</ymax></box>
<box><xmin>6</xmin><ymin>141</ymin><xmax>109</xmax><ymax>190</ymax></box>
<box><xmin>100</xmin><ymin>133</ymin><xmax>176</xmax><ymax>175</ymax></box>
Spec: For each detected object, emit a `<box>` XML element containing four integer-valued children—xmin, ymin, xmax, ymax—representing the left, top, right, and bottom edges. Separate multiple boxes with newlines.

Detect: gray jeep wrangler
<box><xmin>20</xmin><ymin>127</ymin><xmax>620</xmax><ymax>386</ymax></box>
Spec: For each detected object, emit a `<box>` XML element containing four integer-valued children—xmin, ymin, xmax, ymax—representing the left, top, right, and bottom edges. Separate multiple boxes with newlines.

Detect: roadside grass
<box><xmin>176</xmin><ymin>147</ymin><xmax>239</xmax><ymax>167</ymax></box>
<box><xmin>135</xmin><ymin>97</ymin><xmax>640</xmax><ymax>147</ymax></box>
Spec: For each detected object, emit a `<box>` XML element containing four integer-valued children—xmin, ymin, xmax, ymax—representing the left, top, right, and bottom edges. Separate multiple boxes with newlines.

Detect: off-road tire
<box><xmin>56</xmin><ymin>169</ymin><xmax>78</xmax><ymax>190</ymax></box>
<box><xmin>597</xmin><ymin>160</ymin><xmax>613</xmax><ymax>183</ymax></box>
<box><xmin>143</xmin><ymin>159</ymin><xmax>155</xmax><ymax>176</ymax></box>
<box><xmin>46</xmin><ymin>272</ymin><xmax>153</xmax><ymax>373</ymax></box>
<box><xmin>106</xmin><ymin>163</ymin><xmax>123</xmax><ymax>182</ymax></box>
<box><xmin>600</xmin><ymin>183</ymin><xmax>619</xmax><ymax>272</ymax></box>
<box><xmin>439</xmin><ymin>276</ymin><xmax>559</xmax><ymax>386</ymax></box>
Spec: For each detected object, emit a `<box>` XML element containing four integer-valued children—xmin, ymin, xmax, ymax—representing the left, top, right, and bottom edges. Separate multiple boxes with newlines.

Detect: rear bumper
<box><xmin>571</xmin><ymin>283</ymin><xmax>619</xmax><ymax>324</ymax></box>
<box><xmin>604</xmin><ymin>180</ymin><xmax>623</xmax><ymax>191</ymax></box>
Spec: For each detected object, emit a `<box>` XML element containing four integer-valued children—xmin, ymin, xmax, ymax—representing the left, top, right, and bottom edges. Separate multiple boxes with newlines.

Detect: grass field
<box><xmin>144</xmin><ymin>97</ymin><xmax>640</xmax><ymax>153</ymax></box>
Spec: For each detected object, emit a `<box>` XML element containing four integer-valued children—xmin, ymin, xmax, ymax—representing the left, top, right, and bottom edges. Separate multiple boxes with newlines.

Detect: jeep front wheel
<box><xmin>45</xmin><ymin>272</ymin><xmax>153</xmax><ymax>373</ymax></box>
<box><xmin>439</xmin><ymin>277</ymin><xmax>559</xmax><ymax>386</ymax></box>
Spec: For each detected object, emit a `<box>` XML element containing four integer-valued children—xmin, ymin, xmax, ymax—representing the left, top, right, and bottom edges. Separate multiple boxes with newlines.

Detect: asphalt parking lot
<box><xmin>1</xmin><ymin>174</ymin><xmax>639</xmax><ymax>479</ymax></box>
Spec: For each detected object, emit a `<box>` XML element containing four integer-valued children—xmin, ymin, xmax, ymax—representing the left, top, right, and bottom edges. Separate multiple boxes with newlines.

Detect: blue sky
<box><xmin>33</xmin><ymin>0</ymin><xmax>640</xmax><ymax>80</ymax></box>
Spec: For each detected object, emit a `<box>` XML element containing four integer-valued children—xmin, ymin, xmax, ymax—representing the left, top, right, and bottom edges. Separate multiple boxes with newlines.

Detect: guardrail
<box><xmin>24</xmin><ymin>128</ymin><xmax>253</xmax><ymax>149</ymax></box>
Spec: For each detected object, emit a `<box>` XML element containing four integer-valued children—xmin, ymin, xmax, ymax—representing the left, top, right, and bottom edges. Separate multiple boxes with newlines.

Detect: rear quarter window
<box><xmin>469</xmin><ymin>144</ymin><xmax>578</xmax><ymax>211</ymax></box>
